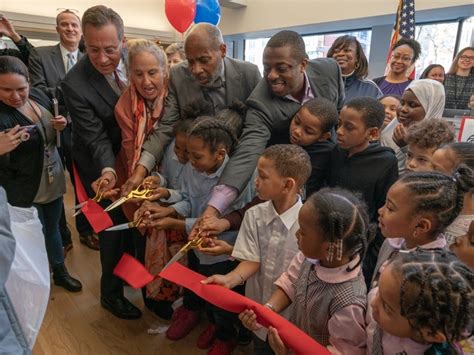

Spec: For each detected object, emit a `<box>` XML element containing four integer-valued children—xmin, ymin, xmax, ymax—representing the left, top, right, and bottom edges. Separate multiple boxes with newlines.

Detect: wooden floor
<box><xmin>33</xmin><ymin>177</ymin><xmax>250</xmax><ymax>355</ymax></box>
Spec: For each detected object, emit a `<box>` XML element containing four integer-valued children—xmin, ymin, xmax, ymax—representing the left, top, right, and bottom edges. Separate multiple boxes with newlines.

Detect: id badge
<box><xmin>47</xmin><ymin>165</ymin><xmax>54</xmax><ymax>184</ymax></box>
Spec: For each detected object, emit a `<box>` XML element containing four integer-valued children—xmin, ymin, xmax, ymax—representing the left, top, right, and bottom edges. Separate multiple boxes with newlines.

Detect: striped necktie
<box><xmin>66</xmin><ymin>53</ymin><xmax>75</xmax><ymax>72</ymax></box>
<box><xmin>114</xmin><ymin>70</ymin><xmax>126</xmax><ymax>93</ymax></box>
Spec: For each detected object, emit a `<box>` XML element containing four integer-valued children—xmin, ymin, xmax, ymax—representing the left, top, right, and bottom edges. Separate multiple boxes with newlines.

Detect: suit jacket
<box><xmin>219</xmin><ymin>58</ymin><xmax>345</xmax><ymax>192</ymax></box>
<box><xmin>61</xmin><ymin>55</ymin><xmax>121</xmax><ymax>194</ymax></box>
<box><xmin>29</xmin><ymin>44</ymin><xmax>84</xmax><ymax>116</ymax></box>
<box><xmin>140</xmin><ymin>57</ymin><xmax>261</xmax><ymax>171</ymax></box>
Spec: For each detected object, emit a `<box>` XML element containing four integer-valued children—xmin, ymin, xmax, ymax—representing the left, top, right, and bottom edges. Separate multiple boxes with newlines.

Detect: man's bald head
<box><xmin>182</xmin><ymin>23</ymin><xmax>226</xmax><ymax>88</ymax></box>
<box><xmin>184</xmin><ymin>23</ymin><xmax>224</xmax><ymax>52</ymax></box>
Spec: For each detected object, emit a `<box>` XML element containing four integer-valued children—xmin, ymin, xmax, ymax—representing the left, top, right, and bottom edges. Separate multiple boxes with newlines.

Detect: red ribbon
<box><xmin>72</xmin><ymin>165</ymin><xmax>113</xmax><ymax>233</ymax></box>
<box><xmin>112</xmin><ymin>254</ymin><xmax>329</xmax><ymax>355</ymax></box>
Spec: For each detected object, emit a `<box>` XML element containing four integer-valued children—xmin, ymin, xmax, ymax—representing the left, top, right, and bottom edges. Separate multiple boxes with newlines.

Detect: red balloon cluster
<box><xmin>165</xmin><ymin>0</ymin><xmax>197</xmax><ymax>33</ymax></box>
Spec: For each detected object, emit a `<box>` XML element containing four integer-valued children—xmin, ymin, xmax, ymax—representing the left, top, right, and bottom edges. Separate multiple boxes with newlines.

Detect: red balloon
<box><xmin>165</xmin><ymin>0</ymin><xmax>197</xmax><ymax>33</ymax></box>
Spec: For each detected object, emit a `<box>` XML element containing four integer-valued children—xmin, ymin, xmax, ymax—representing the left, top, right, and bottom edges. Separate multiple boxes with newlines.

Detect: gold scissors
<box><xmin>72</xmin><ymin>180</ymin><xmax>105</xmax><ymax>217</ymax></box>
<box><xmin>162</xmin><ymin>232</ymin><xmax>204</xmax><ymax>270</ymax></box>
<box><xmin>104</xmin><ymin>215</ymin><xmax>143</xmax><ymax>232</ymax></box>
<box><xmin>104</xmin><ymin>184</ymin><xmax>153</xmax><ymax>212</ymax></box>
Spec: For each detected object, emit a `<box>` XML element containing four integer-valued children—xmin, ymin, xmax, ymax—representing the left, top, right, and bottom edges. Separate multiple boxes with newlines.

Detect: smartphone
<box><xmin>3</xmin><ymin>125</ymin><xmax>37</xmax><ymax>142</ymax></box>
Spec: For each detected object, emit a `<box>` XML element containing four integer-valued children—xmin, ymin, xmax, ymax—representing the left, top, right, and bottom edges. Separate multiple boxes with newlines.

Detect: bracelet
<box><xmin>264</xmin><ymin>303</ymin><xmax>275</xmax><ymax>312</ymax></box>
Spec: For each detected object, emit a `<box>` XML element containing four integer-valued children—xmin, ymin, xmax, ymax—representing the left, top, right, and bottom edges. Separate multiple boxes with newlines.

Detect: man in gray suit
<box><xmin>28</xmin><ymin>10</ymin><xmax>98</xmax><ymax>252</ymax></box>
<box><xmin>202</xmin><ymin>30</ymin><xmax>345</xmax><ymax>216</ymax></box>
<box><xmin>122</xmin><ymin>23</ymin><xmax>261</xmax><ymax>193</ymax></box>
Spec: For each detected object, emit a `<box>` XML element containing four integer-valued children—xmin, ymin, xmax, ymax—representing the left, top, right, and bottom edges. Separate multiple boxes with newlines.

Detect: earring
<box><xmin>413</xmin><ymin>229</ymin><xmax>418</xmax><ymax>239</ymax></box>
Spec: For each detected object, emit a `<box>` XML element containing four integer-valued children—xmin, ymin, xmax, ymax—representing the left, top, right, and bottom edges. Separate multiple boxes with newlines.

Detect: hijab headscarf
<box><xmin>406</xmin><ymin>79</ymin><xmax>445</xmax><ymax>119</ymax></box>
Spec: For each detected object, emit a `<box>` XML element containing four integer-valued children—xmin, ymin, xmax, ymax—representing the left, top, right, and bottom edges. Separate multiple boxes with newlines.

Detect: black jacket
<box><xmin>327</xmin><ymin>142</ymin><xmax>398</xmax><ymax>222</ymax></box>
<box><xmin>304</xmin><ymin>140</ymin><xmax>335</xmax><ymax>198</ymax></box>
<box><xmin>0</xmin><ymin>89</ymin><xmax>51</xmax><ymax>207</ymax></box>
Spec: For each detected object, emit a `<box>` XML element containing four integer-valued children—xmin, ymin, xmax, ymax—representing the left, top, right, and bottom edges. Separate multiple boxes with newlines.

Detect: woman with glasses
<box><xmin>444</xmin><ymin>46</ymin><xmax>474</xmax><ymax>110</ymax></box>
<box><xmin>327</xmin><ymin>35</ymin><xmax>382</xmax><ymax>101</ymax></box>
<box><xmin>373</xmin><ymin>38</ymin><xmax>421</xmax><ymax>96</ymax></box>
<box><xmin>0</xmin><ymin>56</ymin><xmax>82</xmax><ymax>292</ymax></box>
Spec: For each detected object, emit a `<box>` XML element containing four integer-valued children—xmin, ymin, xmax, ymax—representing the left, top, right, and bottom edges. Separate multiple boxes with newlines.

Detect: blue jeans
<box><xmin>34</xmin><ymin>197</ymin><xmax>64</xmax><ymax>267</ymax></box>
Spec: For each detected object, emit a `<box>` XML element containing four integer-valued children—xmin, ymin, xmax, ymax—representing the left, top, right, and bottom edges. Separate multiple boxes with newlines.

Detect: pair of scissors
<box><xmin>104</xmin><ymin>215</ymin><xmax>143</xmax><ymax>232</ymax></box>
<box><xmin>162</xmin><ymin>232</ymin><xmax>204</xmax><ymax>270</ymax></box>
<box><xmin>72</xmin><ymin>180</ymin><xmax>105</xmax><ymax>217</ymax></box>
<box><xmin>104</xmin><ymin>184</ymin><xmax>153</xmax><ymax>212</ymax></box>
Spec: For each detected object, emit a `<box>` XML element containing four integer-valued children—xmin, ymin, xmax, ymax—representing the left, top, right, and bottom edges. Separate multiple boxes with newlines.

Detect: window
<box><xmin>244</xmin><ymin>37</ymin><xmax>270</xmax><ymax>74</ymax></box>
<box><xmin>303</xmin><ymin>30</ymin><xmax>372</xmax><ymax>60</ymax></box>
<box><xmin>244</xmin><ymin>29</ymin><xmax>372</xmax><ymax>74</ymax></box>
<box><xmin>415</xmin><ymin>22</ymin><xmax>459</xmax><ymax>78</ymax></box>
<box><xmin>459</xmin><ymin>16</ymin><xmax>473</xmax><ymax>52</ymax></box>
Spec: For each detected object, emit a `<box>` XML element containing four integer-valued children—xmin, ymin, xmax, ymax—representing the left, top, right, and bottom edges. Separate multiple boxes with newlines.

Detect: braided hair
<box><xmin>307</xmin><ymin>187</ymin><xmax>373</xmax><ymax>269</ymax></box>
<box><xmin>187</xmin><ymin>115</ymin><xmax>238</xmax><ymax>155</ymax></box>
<box><xmin>390</xmin><ymin>248</ymin><xmax>473</xmax><ymax>346</ymax></box>
<box><xmin>398</xmin><ymin>166</ymin><xmax>474</xmax><ymax>235</ymax></box>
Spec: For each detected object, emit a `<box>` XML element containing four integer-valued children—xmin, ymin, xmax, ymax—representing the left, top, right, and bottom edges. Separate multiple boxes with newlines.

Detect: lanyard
<box><xmin>26</xmin><ymin>99</ymin><xmax>51</xmax><ymax>165</ymax></box>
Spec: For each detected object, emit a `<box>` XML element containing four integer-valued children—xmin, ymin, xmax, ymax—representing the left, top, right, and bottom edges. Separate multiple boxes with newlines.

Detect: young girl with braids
<box><xmin>431</xmin><ymin>142</ymin><xmax>474</xmax><ymax>266</ymax></box>
<box><xmin>366</xmin><ymin>169</ymin><xmax>474</xmax><ymax>353</ymax></box>
<box><xmin>140</xmin><ymin>114</ymin><xmax>254</xmax><ymax>352</ymax></box>
<box><xmin>370</xmin><ymin>248</ymin><xmax>473</xmax><ymax>354</ymax></box>
<box><xmin>239</xmin><ymin>188</ymin><xmax>371</xmax><ymax>354</ymax></box>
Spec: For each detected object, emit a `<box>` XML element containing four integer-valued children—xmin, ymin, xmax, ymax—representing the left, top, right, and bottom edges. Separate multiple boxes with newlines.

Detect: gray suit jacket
<box><xmin>140</xmin><ymin>57</ymin><xmax>261</xmax><ymax>170</ymax></box>
<box><xmin>219</xmin><ymin>58</ymin><xmax>344</xmax><ymax>192</ymax></box>
<box><xmin>28</xmin><ymin>44</ymin><xmax>84</xmax><ymax>116</ymax></box>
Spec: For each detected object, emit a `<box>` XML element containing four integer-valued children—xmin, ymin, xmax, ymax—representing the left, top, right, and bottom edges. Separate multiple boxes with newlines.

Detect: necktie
<box><xmin>66</xmin><ymin>53</ymin><xmax>75</xmax><ymax>72</ymax></box>
<box><xmin>114</xmin><ymin>70</ymin><xmax>126</xmax><ymax>93</ymax></box>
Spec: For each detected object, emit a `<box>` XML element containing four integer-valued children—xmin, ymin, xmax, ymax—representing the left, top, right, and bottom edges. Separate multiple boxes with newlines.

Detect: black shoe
<box><xmin>101</xmin><ymin>297</ymin><xmax>142</xmax><ymax>320</ymax></box>
<box><xmin>52</xmin><ymin>264</ymin><xmax>82</xmax><ymax>292</ymax></box>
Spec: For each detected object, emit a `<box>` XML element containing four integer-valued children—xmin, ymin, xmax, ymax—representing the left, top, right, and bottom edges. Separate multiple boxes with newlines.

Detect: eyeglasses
<box><xmin>391</xmin><ymin>54</ymin><xmax>413</xmax><ymax>63</ymax></box>
<box><xmin>87</xmin><ymin>44</ymin><xmax>122</xmax><ymax>58</ymax></box>
<box><xmin>459</xmin><ymin>55</ymin><xmax>474</xmax><ymax>61</ymax></box>
<box><xmin>57</xmin><ymin>8</ymin><xmax>79</xmax><ymax>14</ymax></box>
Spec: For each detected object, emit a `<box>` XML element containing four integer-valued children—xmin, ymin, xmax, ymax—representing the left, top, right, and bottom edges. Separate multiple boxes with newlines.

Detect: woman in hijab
<box><xmin>380</xmin><ymin>79</ymin><xmax>445</xmax><ymax>173</ymax></box>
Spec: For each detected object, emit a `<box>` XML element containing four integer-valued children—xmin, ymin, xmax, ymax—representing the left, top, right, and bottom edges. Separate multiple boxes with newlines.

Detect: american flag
<box><xmin>384</xmin><ymin>0</ymin><xmax>416</xmax><ymax>77</ymax></box>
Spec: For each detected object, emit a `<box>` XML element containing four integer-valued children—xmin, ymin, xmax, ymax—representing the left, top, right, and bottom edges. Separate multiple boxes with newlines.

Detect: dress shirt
<box><xmin>284</xmin><ymin>71</ymin><xmax>315</xmax><ymax>104</ymax></box>
<box><xmin>105</xmin><ymin>59</ymin><xmax>128</xmax><ymax>95</ymax></box>
<box><xmin>232</xmin><ymin>198</ymin><xmax>302</xmax><ymax>308</ymax></box>
<box><xmin>59</xmin><ymin>44</ymin><xmax>79</xmax><ymax>72</ymax></box>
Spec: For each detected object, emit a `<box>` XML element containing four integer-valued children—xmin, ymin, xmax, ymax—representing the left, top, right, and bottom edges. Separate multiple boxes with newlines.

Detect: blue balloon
<box><xmin>194</xmin><ymin>0</ymin><xmax>221</xmax><ymax>25</ymax></box>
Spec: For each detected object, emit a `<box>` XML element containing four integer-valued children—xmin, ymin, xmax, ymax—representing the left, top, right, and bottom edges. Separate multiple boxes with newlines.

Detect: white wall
<box><xmin>0</xmin><ymin>0</ymin><xmax>175</xmax><ymax>34</ymax></box>
<box><xmin>219</xmin><ymin>0</ymin><xmax>474</xmax><ymax>35</ymax></box>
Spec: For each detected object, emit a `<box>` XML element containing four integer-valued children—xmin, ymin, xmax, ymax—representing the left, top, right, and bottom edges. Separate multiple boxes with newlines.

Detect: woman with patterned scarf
<box><xmin>114</xmin><ymin>39</ymin><xmax>184</xmax><ymax>319</ymax></box>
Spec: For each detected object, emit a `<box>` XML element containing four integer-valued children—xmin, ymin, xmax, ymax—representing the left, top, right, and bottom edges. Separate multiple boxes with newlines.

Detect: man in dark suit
<box><xmin>202</xmin><ymin>30</ymin><xmax>344</xmax><ymax>216</ymax></box>
<box><xmin>122</xmin><ymin>23</ymin><xmax>261</xmax><ymax>193</ymax></box>
<box><xmin>61</xmin><ymin>5</ymin><xmax>141</xmax><ymax>320</ymax></box>
<box><xmin>28</xmin><ymin>10</ymin><xmax>98</xmax><ymax>253</ymax></box>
